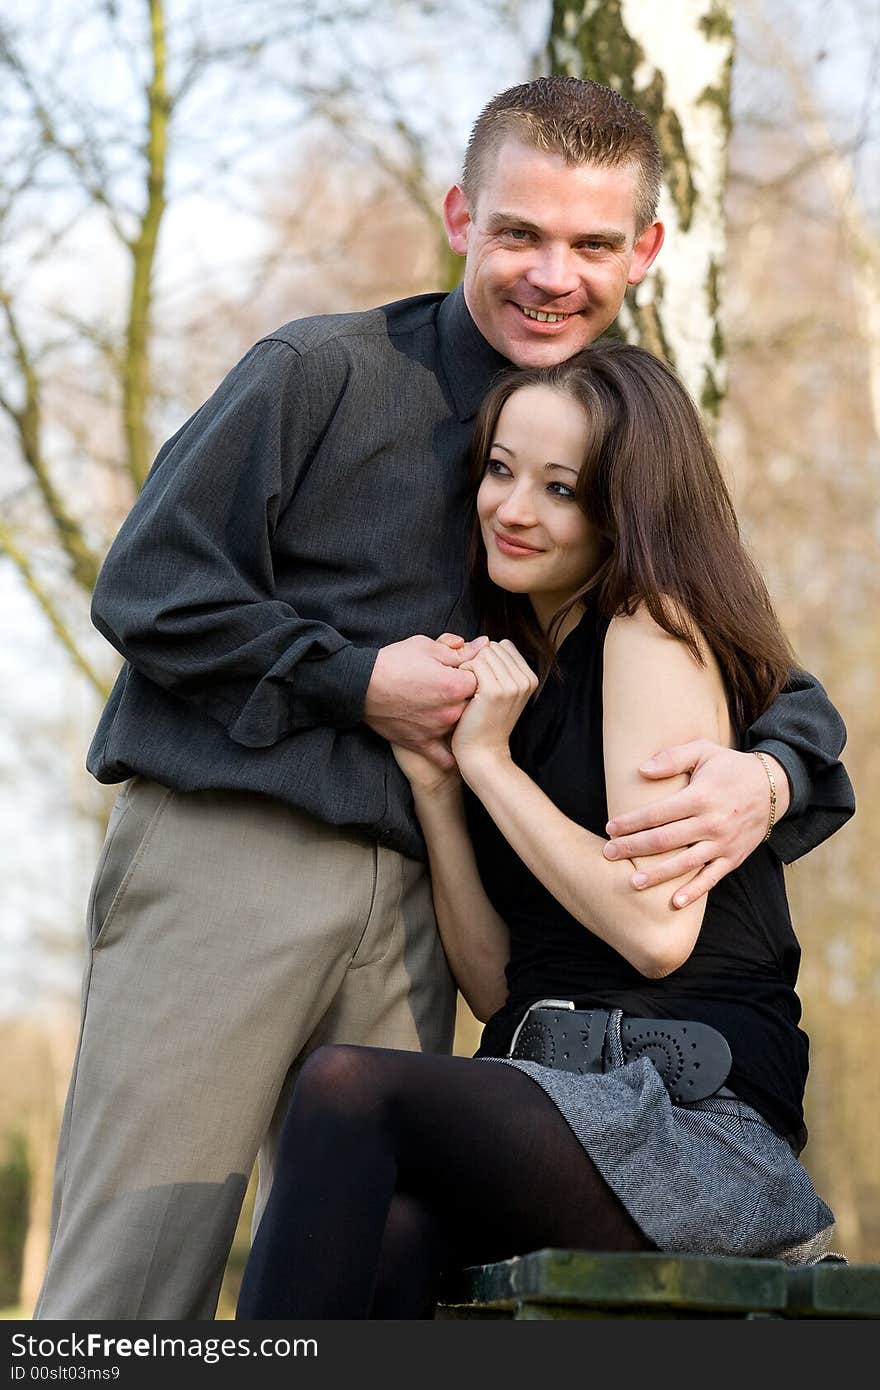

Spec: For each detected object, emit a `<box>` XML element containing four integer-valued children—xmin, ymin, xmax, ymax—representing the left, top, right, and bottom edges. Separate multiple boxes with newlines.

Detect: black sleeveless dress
<box><xmin>467</xmin><ymin>605</ymin><xmax>835</xmax><ymax>1260</ymax></box>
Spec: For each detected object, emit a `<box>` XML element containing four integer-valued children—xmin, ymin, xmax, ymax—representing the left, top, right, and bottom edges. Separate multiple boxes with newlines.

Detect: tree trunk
<box><xmin>123</xmin><ymin>0</ymin><xmax>169</xmax><ymax>490</ymax></box>
<box><xmin>549</xmin><ymin>0</ymin><xmax>734</xmax><ymax>422</ymax></box>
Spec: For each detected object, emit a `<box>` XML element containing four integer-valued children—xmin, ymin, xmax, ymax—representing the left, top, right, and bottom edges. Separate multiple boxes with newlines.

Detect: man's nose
<box><xmin>525</xmin><ymin>244</ymin><xmax>581</xmax><ymax>298</ymax></box>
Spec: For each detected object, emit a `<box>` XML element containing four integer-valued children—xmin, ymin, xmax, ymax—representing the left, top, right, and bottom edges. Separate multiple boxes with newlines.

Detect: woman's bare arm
<box><xmin>392</xmin><ymin>747</ymin><xmax>510</xmax><ymax>1023</ymax></box>
<box><xmin>454</xmin><ymin>613</ymin><xmax>732</xmax><ymax>978</ymax></box>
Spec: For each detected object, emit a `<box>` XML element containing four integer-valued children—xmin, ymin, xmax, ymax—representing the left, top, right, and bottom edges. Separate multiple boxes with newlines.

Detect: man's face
<box><xmin>444</xmin><ymin>137</ymin><xmax>664</xmax><ymax>368</ymax></box>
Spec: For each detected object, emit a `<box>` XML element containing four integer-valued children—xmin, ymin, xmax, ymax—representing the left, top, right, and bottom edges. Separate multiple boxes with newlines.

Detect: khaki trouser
<box><xmin>34</xmin><ymin>778</ymin><xmax>455</xmax><ymax>1320</ymax></box>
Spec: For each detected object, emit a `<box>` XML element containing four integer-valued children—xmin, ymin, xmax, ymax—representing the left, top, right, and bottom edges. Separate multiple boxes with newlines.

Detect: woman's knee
<box><xmin>287</xmin><ymin>1044</ymin><xmax>391</xmax><ymax>1132</ymax></box>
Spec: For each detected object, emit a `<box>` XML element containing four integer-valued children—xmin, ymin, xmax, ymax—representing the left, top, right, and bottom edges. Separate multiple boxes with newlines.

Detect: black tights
<box><xmin>236</xmin><ymin>1044</ymin><xmax>652</xmax><ymax>1320</ymax></box>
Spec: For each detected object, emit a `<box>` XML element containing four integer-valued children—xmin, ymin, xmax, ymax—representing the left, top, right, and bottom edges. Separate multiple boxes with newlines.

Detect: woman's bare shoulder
<box><xmin>605</xmin><ymin>597</ymin><xmax>712</xmax><ymax>666</ymax></box>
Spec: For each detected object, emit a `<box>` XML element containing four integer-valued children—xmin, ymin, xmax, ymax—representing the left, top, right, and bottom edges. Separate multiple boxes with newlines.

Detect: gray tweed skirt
<box><xmin>482</xmin><ymin>1010</ymin><xmax>836</xmax><ymax>1264</ymax></box>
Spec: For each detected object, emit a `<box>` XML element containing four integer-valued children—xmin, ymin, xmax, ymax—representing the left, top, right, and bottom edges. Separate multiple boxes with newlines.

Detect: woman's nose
<box><xmin>496</xmin><ymin>485</ymin><xmax>537</xmax><ymax>526</ymax></box>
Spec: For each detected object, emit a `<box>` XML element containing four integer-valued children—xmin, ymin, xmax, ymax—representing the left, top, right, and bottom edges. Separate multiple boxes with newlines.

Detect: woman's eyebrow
<box><xmin>489</xmin><ymin>448</ymin><xmax>578</xmax><ymax>474</ymax></box>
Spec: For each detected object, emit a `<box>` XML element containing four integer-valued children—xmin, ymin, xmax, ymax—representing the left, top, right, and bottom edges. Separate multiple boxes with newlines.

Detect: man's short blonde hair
<box><xmin>462</xmin><ymin>76</ymin><xmax>663</xmax><ymax>235</ymax></box>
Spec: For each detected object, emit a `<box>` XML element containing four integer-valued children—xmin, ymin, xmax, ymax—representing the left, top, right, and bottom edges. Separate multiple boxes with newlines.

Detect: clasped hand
<box><xmin>450</xmin><ymin>639</ymin><xmax>539</xmax><ymax>771</ymax></box>
<box><xmin>364</xmin><ymin>631</ymin><xmax>488</xmax><ymax>774</ymax></box>
<box><xmin>388</xmin><ymin>636</ymin><xmax>537</xmax><ymax>792</ymax></box>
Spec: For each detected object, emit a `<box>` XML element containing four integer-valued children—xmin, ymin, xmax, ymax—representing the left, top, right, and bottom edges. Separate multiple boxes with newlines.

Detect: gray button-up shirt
<box><xmin>87</xmin><ymin>287</ymin><xmax>854</xmax><ymax>860</ymax></box>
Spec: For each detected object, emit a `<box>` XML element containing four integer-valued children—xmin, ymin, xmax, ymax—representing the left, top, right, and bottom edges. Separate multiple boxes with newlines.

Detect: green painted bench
<box><xmin>437</xmin><ymin>1249</ymin><xmax>880</xmax><ymax>1319</ymax></box>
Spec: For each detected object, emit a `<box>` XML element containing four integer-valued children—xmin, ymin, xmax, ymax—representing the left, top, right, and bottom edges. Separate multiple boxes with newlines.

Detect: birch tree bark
<box><xmin>549</xmin><ymin>0</ymin><xmax>734</xmax><ymax>421</ymax></box>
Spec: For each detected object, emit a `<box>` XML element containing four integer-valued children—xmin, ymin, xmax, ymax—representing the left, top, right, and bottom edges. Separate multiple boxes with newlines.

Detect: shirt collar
<box><xmin>438</xmin><ymin>284</ymin><xmax>512</xmax><ymax>421</ymax></box>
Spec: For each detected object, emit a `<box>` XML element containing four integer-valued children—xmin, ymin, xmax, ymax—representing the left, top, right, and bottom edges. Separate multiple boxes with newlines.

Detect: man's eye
<box><xmin>579</xmin><ymin>241</ymin><xmax>608</xmax><ymax>253</ymax></box>
<box><xmin>501</xmin><ymin>228</ymin><xmax>532</xmax><ymax>242</ymax></box>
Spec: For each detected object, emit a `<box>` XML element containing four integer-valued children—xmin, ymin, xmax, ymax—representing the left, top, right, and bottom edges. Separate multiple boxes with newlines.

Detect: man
<box><xmin>35</xmin><ymin>76</ymin><xmax>853</xmax><ymax>1319</ymax></box>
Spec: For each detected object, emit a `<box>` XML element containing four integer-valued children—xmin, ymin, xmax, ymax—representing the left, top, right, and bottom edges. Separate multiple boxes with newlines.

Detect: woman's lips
<box><xmin>494</xmin><ymin>532</ymin><xmax>543</xmax><ymax>558</ymax></box>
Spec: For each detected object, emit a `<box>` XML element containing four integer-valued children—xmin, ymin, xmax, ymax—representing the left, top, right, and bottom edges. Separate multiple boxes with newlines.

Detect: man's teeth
<box><xmin>520</xmin><ymin>306</ymin><xmax>570</xmax><ymax>323</ymax></box>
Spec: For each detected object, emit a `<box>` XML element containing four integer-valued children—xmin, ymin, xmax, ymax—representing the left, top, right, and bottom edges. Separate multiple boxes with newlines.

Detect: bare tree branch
<box><xmin>0</xmin><ymin>26</ymin><xmax>132</xmax><ymax>246</ymax></box>
<box><xmin>0</xmin><ymin>294</ymin><xmax>102</xmax><ymax>593</ymax></box>
<box><xmin>0</xmin><ymin>523</ymin><xmax>111</xmax><ymax>698</ymax></box>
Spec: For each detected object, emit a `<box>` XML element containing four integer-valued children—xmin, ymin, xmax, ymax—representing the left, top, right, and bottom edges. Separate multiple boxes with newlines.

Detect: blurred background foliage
<box><xmin>0</xmin><ymin>0</ymin><xmax>877</xmax><ymax>1317</ymax></box>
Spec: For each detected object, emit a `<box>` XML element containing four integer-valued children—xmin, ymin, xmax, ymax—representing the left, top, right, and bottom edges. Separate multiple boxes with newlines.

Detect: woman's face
<box><xmin>477</xmin><ymin>383</ymin><xmax>602</xmax><ymax>630</ymax></box>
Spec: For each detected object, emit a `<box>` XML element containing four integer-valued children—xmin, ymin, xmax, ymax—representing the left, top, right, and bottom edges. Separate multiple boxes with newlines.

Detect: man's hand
<box><xmin>364</xmin><ymin>633</ymin><xmax>488</xmax><ymax>770</ymax></box>
<box><xmin>602</xmin><ymin>741</ymin><xmax>790</xmax><ymax>907</ymax></box>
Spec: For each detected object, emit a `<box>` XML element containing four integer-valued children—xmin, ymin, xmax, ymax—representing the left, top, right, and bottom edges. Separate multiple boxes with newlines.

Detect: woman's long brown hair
<box><xmin>468</xmin><ymin>341</ymin><xmax>797</xmax><ymax>731</ymax></box>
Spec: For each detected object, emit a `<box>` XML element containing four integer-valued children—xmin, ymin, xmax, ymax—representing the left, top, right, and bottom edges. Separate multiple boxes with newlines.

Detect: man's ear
<box><xmin>443</xmin><ymin>184</ymin><xmax>471</xmax><ymax>257</ymax></box>
<box><xmin>627</xmin><ymin>220</ymin><xmax>665</xmax><ymax>285</ymax></box>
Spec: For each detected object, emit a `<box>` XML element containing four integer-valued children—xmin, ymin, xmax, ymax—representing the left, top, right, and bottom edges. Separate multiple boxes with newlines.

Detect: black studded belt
<box><xmin>507</xmin><ymin>1000</ymin><xmax>734</xmax><ymax>1105</ymax></box>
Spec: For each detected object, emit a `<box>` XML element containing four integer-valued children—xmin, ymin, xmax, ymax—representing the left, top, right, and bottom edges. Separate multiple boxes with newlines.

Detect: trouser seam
<box><xmin>93</xmin><ymin>787</ymin><xmax>173</xmax><ymax>950</ymax></box>
<box><xmin>349</xmin><ymin>845</ymin><xmax>402</xmax><ymax>971</ymax></box>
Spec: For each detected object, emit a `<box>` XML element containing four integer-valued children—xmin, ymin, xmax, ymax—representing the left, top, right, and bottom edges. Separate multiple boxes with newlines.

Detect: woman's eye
<box><xmin>485</xmin><ymin>458</ymin><xmax>512</xmax><ymax>477</ymax></box>
<box><xmin>547</xmin><ymin>482</ymin><xmax>576</xmax><ymax>499</ymax></box>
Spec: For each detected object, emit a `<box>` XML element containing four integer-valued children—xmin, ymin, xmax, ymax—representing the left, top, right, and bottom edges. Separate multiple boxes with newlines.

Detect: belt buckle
<box><xmin>507</xmin><ymin>998</ymin><xmax>574</xmax><ymax>1058</ymax></box>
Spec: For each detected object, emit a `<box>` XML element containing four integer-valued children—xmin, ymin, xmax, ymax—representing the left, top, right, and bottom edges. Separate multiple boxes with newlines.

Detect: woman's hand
<box><xmin>389</xmin><ymin>631</ymin><xmax>487</xmax><ymax>795</ymax></box>
<box><xmin>451</xmin><ymin>640</ymin><xmax>538</xmax><ymax>776</ymax></box>
<box><xmin>391</xmin><ymin>742</ymin><xmax>461</xmax><ymax>796</ymax></box>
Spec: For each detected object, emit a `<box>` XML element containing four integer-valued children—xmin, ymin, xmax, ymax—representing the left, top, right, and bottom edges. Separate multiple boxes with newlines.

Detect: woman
<box><xmin>236</xmin><ymin>342</ymin><xmax>838</xmax><ymax>1320</ymax></box>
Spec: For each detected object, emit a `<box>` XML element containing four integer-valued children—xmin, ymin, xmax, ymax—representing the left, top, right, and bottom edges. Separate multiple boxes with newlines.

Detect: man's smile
<box><xmin>516</xmin><ymin>303</ymin><xmax>581</xmax><ymax>325</ymax></box>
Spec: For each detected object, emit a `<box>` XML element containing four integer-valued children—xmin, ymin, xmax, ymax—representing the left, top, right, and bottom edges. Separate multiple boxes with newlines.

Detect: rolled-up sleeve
<box><xmin>747</xmin><ymin>668</ymin><xmax>855</xmax><ymax>862</ymax></box>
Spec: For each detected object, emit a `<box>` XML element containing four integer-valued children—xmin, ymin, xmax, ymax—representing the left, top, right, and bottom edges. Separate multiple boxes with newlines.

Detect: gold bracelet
<box><xmin>753</xmin><ymin>751</ymin><xmax>777</xmax><ymax>843</ymax></box>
